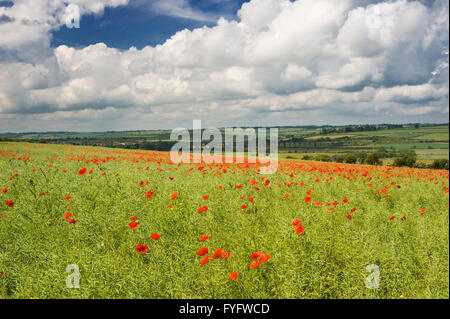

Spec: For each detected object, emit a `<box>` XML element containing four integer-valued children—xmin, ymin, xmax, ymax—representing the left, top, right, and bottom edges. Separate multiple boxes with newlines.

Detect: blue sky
<box><xmin>51</xmin><ymin>1</ymin><xmax>249</xmax><ymax>49</ymax></box>
<box><xmin>0</xmin><ymin>0</ymin><xmax>448</xmax><ymax>132</ymax></box>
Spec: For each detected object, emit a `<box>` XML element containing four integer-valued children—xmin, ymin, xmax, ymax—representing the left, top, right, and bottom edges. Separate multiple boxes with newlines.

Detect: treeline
<box><xmin>300</xmin><ymin>152</ymin><xmax>449</xmax><ymax>170</ymax></box>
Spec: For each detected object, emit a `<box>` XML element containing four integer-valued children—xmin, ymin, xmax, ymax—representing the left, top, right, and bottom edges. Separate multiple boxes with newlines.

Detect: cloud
<box><xmin>0</xmin><ymin>0</ymin><xmax>448</xmax><ymax>132</ymax></box>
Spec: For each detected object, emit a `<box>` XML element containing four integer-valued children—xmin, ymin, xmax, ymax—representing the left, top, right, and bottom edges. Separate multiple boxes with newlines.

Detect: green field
<box><xmin>0</xmin><ymin>142</ymin><xmax>448</xmax><ymax>299</ymax></box>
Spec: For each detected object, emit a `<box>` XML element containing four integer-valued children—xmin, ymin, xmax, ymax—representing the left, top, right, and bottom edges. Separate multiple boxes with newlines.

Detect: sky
<box><xmin>0</xmin><ymin>0</ymin><xmax>448</xmax><ymax>133</ymax></box>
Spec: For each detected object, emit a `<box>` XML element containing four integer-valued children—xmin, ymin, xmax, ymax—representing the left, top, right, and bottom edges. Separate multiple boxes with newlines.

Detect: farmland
<box><xmin>0</xmin><ymin>142</ymin><xmax>448</xmax><ymax>299</ymax></box>
<box><xmin>1</xmin><ymin>124</ymin><xmax>448</xmax><ymax>166</ymax></box>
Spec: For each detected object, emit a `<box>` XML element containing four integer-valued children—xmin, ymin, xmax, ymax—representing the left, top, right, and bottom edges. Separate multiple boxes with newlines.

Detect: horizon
<box><xmin>0</xmin><ymin>122</ymin><xmax>448</xmax><ymax>135</ymax></box>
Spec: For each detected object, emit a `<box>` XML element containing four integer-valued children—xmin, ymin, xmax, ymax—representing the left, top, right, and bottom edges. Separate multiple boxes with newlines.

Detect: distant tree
<box><xmin>365</xmin><ymin>152</ymin><xmax>382</xmax><ymax>166</ymax></box>
<box><xmin>430</xmin><ymin>159</ymin><xmax>449</xmax><ymax>170</ymax></box>
<box><xmin>344</xmin><ymin>154</ymin><xmax>358</xmax><ymax>164</ymax></box>
<box><xmin>393</xmin><ymin>155</ymin><xmax>417</xmax><ymax>168</ymax></box>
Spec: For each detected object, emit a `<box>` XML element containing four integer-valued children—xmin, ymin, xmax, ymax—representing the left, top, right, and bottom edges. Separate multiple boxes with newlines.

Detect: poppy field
<box><xmin>0</xmin><ymin>142</ymin><xmax>448</xmax><ymax>299</ymax></box>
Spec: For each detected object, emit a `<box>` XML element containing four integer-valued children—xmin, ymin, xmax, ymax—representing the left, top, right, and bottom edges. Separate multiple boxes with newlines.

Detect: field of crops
<box><xmin>0</xmin><ymin>142</ymin><xmax>448</xmax><ymax>299</ymax></box>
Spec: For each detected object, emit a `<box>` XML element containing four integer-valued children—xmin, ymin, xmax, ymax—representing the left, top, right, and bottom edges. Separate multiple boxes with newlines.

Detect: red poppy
<box><xmin>146</xmin><ymin>190</ymin><xmax>154</xmax><ymax>199</ymax></box>
<box><xmin>250</xmin><ymin>251</ymin><xmax>262</xmax><ymax>260</ymax></box>
<box><xmin>241</xmin><ymin>204</ymin><xmax>247</xmax><ymax>210</ymax></box>
<box><xmin>351</xmin><ymin>207</ymin><xmax>357</xmax><ymax>212</ymax></box>
<box><xmin>130</xmin><ymin>215</ymin><xmax>138</xmax><ymax>220</ymax></box>
<box><xmin>197</xmin><ymin>247</ymin><xmax>209</xmax><ymax>256</ymax></box>
<box><xmin>236</xmin><ymin>184</ymin><xmax>243</xmax><ymax>189</ymax></box>
<box><xmin>346</xmin><ymin>214</ymin><xmax>352</xmax><ymax>220</ymax></box>
<box><xmin>68</xmin><ymin>219</ymin><xmax>77</xmax><ymax>224</ymax></box>
<box><xmin>228</xmin><ymin>272</ymin><xmax>238</xmax><ymax>280</ymax></box>
<box><xmin>64</xmin><ymin>212</ymin><xmax>72</xmax><ymax>220</ymax></box>
<box><xmin>5</xmin><ymin>200</ymin><xmax>13</xmax><ymax>207</ymax></box>
<box><xmin>170</xmin><ymin>191</ymin><xmax>178</xmax><ymax>200</ymax></box>
<box><xmin>128</xmin><ymin>221</ymin><xmax>139</xmax><ymax>229</ymax></box>
<box><xmin>259</xmin><ymin>254</ymin><xmax>271</xmax><ymax>263</ymax></box>
<box><xmin>304</xmin><ymin>196</ymin><xmax>312</xmax><ymax>203</ymax></box>
<box><xmin>202</xmin><ymin>195</ymin><xmax>209</xmax><ymax>200</ymax></box>
<box><xmin>249</xmin><ymin>260</ymin><xmax>260</xmax><ymax>269</ymax></box>
<box><xmin>332</xmin><ymin>200</ymin><xmax>338</xmax><ymax>206</ymax></box>
<box><xmin>198</xmin><ymin>206</ymin><xmax>208</xmax><ymax>214</ymax></box>
<box><xmin>291</xmin><ymin>218</ymin><xmax>302</xmax><ymax>226</ymax></box>
<box><xmin>284</xmin><ymin>193</ymin><xmax>290</xmax><ymax>198</ymax></box>
<box><xmin>135</xmin><ymin>244</ymin><xmax>149</xmax><ymax>253</ymax></box>
<box><xmin>1</xmin><ymin>188</ymin><xmax>7</xmax><ymax>194</ymax></box>
<box><xmin>201</xmin><ymin>255</ymin><xmax>210</xmax><ymax>267</ymax></box>
<box><xmin>212</xmin><ymin>248</ymin><xmax>223</xmax><ymax>259</ymax></box>
<box><xmin>342</xmin><ymin>198</ymin><xmax>349</xmax><ymax>203</ymax></box>
<box><xmin>150</xmin><ymin>233</ymin><xmax>161</xmax><ymax>240</ymax></box>
<box><xmin>78</xmin><ymin>168</ymin><xmax>87</xmax><ymax>175</ymax></box>
<box><xmin>65</xmin><ymin>195</ymin><xmax>71</xmax><ymax>200</ymax></box>
<box><xmin>199</xmin><ymin>234</ymin><xmax>210</xmax><ymax>242</ymax></box>
<box><xmin>248</xmin><ymin>197</ymin><xmax>254</xmax><ymax>202</ymax></box>
<box><xmin>389</xmin><ymin>215</ymin><xmax>395</xmax><ymax>221</ymax></box>
<box><xmin>401</xmin><ymin>216</ymin><xmax>406</xmax><ymax>221</ymax></box>
<box><xmin>222</xmin><ymin>251</ymin><xmax>232</xmax><ymax>259</ymax></box>
<box><xmin>420</xmin><ymin>208</ymin><xmax>426</xmax><ymax>215</ymax></box>
<box><xmin>295</xmin><ymin>224</ymin><xmax>305</xmax><ymax>235</ymax></box>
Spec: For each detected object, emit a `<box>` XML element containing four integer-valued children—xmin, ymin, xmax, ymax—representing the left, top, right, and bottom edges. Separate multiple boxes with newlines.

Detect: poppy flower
<box><xmin>222</xmin><ymin>251</ymin><xmax>232</xmax><ymax>259</ymax></box>
<box><xmin>401</xmin><ymin>216</ymin><xmax>406</xmax><ymax>221</ymax></box>
<box><xmin>68</xmin><ymin>219</ymin><xmax>77</xmax><ymax>224</ymax></box>
<box><xmin>5</xmin><ymin>200</ymin><xmax>13</xmax><ymax>207</ymax></box>
<box><xmin>332</xmin><ymin>200</ymin><xmax>338</xmax><ymax>206</ymax></box>
<box><xmin>150</xmin><ymin>233</ymin><xmax>161</xmax><ymax>240</ymax></box>
<box><xmin>295</xmin><ymin>224</ymin><xmax>305</xmax><ymax>235</ymax></box>
<box><xmin>259</xmin><ymin>254</ymin><xmax>271</xmax><ymax>263</ymax></box>
<box><xmin>128</xmin><ymin>221</ymin><xmax>139</xmax><ymax>229</ymax></box>
<box><xmin>170</xmin><ymin>191</ymin><xmax>178</xmax><ymax>200</ymax></box>
<box><xmin>249</xmin><ymin>260</ymin><xmax>260</xmax><ymax>269</ymax></box>
<box><xmin>351</xmin><ymin>207</ymin><xmax>357</xmax><ymax>212</ymax></box>
<box><xmin>236</xmin><ymin>184</ymin><xmax>243</xmax><ymax>189</ymax></box>
<box><xmin>315</xmin><ymin>201</ymin><xmax>322</xmax><ymax>207</ymax></box>
<box><xmin>346</xmin><ymin>214</ymin><xmax>352</xmax><ymax>220</ymax></box>
<box><xmin>65</xmin><ymin>195</ymin><xmax>71</xmax><ymax>200</ymax></box>
<box><xmin>291</xmin><ymin>218</ymin><xmax>302</xmax><ymax>226</ymax></box>
<box><xmin>198</xmin><ymin>206</ymin><xmax>208</xmax><ymax>214</ymax></box>
<box><xmin>197</xmin><ymin>247</ymin><xmax>209</xmax><ymax>256</ymax></box>
<box><xmin>250</xmin><ymin>251</ymin><xmax>262</xmax><ymax>260</ymax></box>
<box><xmin>284</xmin><ymin>193</ymin><xmax>290</xmax><ymax>198</ymax></box>
<box><xmin>2</xmin><ymin>188</ymin><xmax>7</xmax><ymax>194</ymax></box>
<box><xmin>342</xmin><ymin>198</ymin><xmax>349</xmax><ymax>203</ymax></box>
<box><xmin>389</xmin><ymin>215</ymin><xmax>396</xmax><ymax>221</ymax></box>
<box><xmin>248</xmin><ymin>197</ymin><xmax>254</xmax><ymax>202</ymax></box>
<box><xmin>241</xmin><ymin>204</ymin><xmax>247</xmax><ymax>210</ymax></box>
<box><xmin>304</xmin><ymin>196</ymin><xmax>312</xmax><ymax>203</ymax></box>
<box><xmin>64</xmin><ymin>212</ymin><xmax>72</xmax><ymax>220</ymax></box>
<box><xmin>212</xmin><ymin>248</ymin><xmax>223</xmax><ymax>259</ymax></box>
<box><xmin>201</xmin><ymin>255</ymin><xmax>210</xmax><ymax>267</ymax></box>
<box><xmin>135</xmin><ymin>244</ymin><xmax>149</xmax><ymax>253</ymax></box>
<box><xmin>228</xmin><ymin>272</ymin><xmax>238</xmax><ymax>280</ymax></box>
<box><xmin>420</xmin><ymin>208</ymin><xmax>426</xmax><ymax>215</ymax></box>
<box><xmin>129</xmin><ymin>215</ymin><xmax>138</xmax><ymax>220</ymax></box>
<box><xmin>146</xmin><ymin>190</ymin><xmax>154</xmax><ymax>199</ymax></box>
<box><xmin>78</xmin><ymin>168</ymin><xmax>87</xmax><ymax>175</ymax></box>
<box><xmin>199</xmin><ymin>234</ymin><xmax>210</xmax><ymax>242</ymax></box>
<box><xmin>202</xmin><ymin>195</ymin><xmax>209</xmax><ymax>200</ymax></box>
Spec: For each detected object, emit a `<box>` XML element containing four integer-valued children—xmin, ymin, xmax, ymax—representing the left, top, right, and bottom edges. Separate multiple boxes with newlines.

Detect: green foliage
<box><xmin>393</xmin><ymin>155</ymin><xmax>417</xmax><ymax>168</ymax></box>
<box><xmin>364</xmin><ymin>152</ymin><xmax>382</xmax><ymax>166</ymax></box>
<box><xmin>430</xmin><ymin>159</ymin><xmax>449</xmax><ymax>170</ymax></box>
